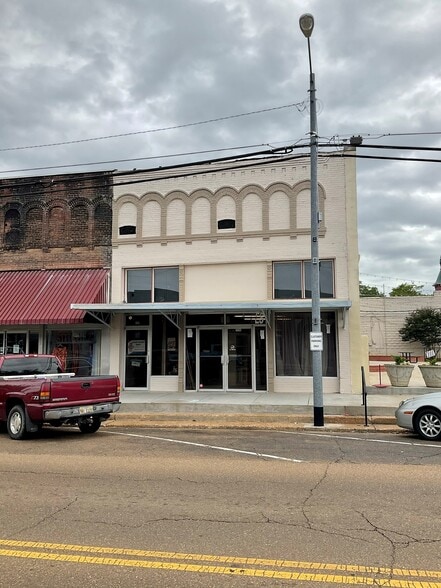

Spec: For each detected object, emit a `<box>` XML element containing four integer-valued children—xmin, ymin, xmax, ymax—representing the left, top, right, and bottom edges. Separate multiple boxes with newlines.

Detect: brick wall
<box><xmin>0</xmin><ymin>171</ymin><xmax>112</xmax><ymax>270</ymax></box>
<box><xmin>360</xmin><ymin>293</ymin><xmax>441</xmax><ymax>358</ymax></box>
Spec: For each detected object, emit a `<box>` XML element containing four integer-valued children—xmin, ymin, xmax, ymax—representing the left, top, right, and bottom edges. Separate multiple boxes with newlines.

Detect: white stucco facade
<box><xmin>99</xmin><ymin>153</ymin><xmax>364</xmax><ymax>395</ymax></box>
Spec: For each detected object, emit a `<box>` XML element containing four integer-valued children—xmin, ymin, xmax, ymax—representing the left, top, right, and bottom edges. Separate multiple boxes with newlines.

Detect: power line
<box><xmin>3</xmin><ymin>140</ymin><xmax>440</xmax><ymax>178</ymax></box>
<box><xmin>0</xmin><ymin>103</ymin><xmax>306</xmax><ymax>153</ymax></box>
<box><xmin>333</xmin><ymin>152</ymin><xmax>441</xmax><ymax>164</ymax></box>
<box><xmin>0</xmin><ymin>143</ymin><xmax>279</xmax><ymax>176</ymax></box>
<box><xmin>0</xmin><ymin>151</ymin><xmax>312</xmax><ymax>198</ymax></box>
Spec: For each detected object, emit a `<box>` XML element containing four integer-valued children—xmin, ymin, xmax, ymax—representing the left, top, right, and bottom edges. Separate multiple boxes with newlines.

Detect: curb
<box><xmin>103</xmin><ymin>413</ymin><xmax>401</xmax><ymax>433</ymax></box>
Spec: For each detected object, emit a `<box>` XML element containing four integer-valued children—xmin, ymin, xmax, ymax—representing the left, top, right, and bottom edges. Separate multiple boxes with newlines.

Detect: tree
<box><xmin>390</xmin><ymin>282</ymin><xmax>424</xmax><ymax>297</ymax></box>
<box><xmin>399</xmin><ymin>307</ymin><xmax>441</xmax><ymax>354</ymax></box>
<box><xmin>359</xmin><ymin>282</ymin><xmax>384</xmax><ymax>297</ymax></box>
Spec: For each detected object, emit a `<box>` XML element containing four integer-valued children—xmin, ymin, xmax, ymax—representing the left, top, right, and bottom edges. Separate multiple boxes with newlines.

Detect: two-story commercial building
<box><xmin>74</xmin><ymin>151</ymin><xmax>364</xmax><ymax>395</ymax></box>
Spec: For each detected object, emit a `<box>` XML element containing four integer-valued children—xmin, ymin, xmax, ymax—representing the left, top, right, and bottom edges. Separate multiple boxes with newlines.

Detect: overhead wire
<box><xmin>0</xmin><ymin>148</ymin><xmax>314</xmax><ymax>197</ymax></box>
<box><xmin>0</xmin><ymin>142</ymin><xmax>281</xmax><ymax>176</ymax></box>
<box><xmin>0</xmin><ymin>102</ymin><xmax>307</xmax><ymax>153</ymax></box>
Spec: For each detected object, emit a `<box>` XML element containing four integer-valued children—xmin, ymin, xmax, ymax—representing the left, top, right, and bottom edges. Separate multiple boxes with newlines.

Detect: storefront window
<box><xmin>0</xmin><ymin>331</ymin><xmax>40</xmax><ymax>354</ymax></box>
<box><xmin>151</xmin><ymin>315</ymin><xmax>178</xmax><ymax>375</ymax></box>
<box><xmin>29</xmin><ymin>332</ymin><xmax>39</xmax><ymax>354</ymax></box>
<box><xmin>275</xmin><ymin>312</ymin><xmax>337</xmax><ymax>377</ymax></box>
<box><xmin>48</xmin><ymin>330</ymin><xmax>100</xmax><ymax>375</ymax></box>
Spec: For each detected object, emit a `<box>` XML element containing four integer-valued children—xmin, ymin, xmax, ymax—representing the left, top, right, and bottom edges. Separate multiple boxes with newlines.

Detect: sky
<box><xmin>1</xmin><ymin>0</ymin><xmax>440</xmax><ymax>294</ymax></box>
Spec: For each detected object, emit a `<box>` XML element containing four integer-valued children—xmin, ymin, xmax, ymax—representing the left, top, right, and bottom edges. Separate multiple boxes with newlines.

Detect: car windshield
<box><xmin>0</xmin><ymin>357</ymin><xmax>62</xmax><ymax>376</ymax></box>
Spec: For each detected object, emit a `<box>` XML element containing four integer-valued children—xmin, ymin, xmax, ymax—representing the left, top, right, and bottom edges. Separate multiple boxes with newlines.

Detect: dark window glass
<box><xmin>151</xmin><ymin>315</ymin><xmax>179</xmax><ymax>376</ymax></box>
<box><xmin>119</xmin><ymin>225</ymin><xmax>136</xmax><ymax>235</ymax></box>
<box><xmin>274</xmin><ymin>262</ymin><xmax>302</xmax><ymax>299</ymax></box>
<box><xmin>255</xmin><ymin>327</ymin><xmax>267</xmax><ymax>390</ymax></box>
<box><xmin>304</xmin><ymin>260</ymin><xmax>334</xmax><ymax>298</ymax></box>
<box><xmin>29</xmin><ymin>332</ymin><xmax>39</xmax><ymax>354</ymax></box>
<box><xmin>275</xmin><ymin>311</ymin><xmax>337</xmax><ymax>377</ymax></box>
<box><xmin>185</xmin><ymin>328</ymin><xmax>196</xmax><ymax>390</ymax></box>
<box><xmin>127</xmin><ymin>269</ymin><xmax>151</xmax><ymax>303</ymax></box>
<box><xmin>218</xmin><ymin>219</ymin><xmax>235</xmax><ymax>230</ymax></box>
<box><xmin>186</xmin><ymin>314</ymin><xmax>224</xmax><ymax>326</ymax></box>
<box><xmin>125</xmin><ymin>315</ymin><xmax>149</xmax><ymax>326</ymax></box>
<box><xmin>0</xmin><ymin>357</ymin><xmax>61</xmax><ymax>376</ymax></box>
<box><xmin>154</xmin><ymin>267</ymin><xmax>179</xmax><ymax>302</ymax></box>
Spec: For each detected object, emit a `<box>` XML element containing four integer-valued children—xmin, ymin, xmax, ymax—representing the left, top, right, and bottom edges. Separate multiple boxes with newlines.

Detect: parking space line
<box><xmin>280</xmin><ymin>431</ymin><xmax>441</xmax><ymax>448</ymax></box>
<box><xmin>105</xmin><ymin>430</ymin><xmax>304</xmax><ymax>462</ymax></box>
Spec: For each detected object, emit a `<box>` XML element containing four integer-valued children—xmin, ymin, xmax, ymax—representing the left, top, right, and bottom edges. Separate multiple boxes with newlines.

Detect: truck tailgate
<box><xmin>49</xmin><ymin>376</ymin><xmax>119</xmax><ymax>404</ymax></box>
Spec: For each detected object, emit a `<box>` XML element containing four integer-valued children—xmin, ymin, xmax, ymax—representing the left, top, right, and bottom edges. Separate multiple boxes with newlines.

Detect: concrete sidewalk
<box><xmin>118</xmin><ymin>387</ymin><xmax>427</xmax><ymax>417</ymax></box>
<box><xmin>105</xmin><ymin>386</ymin><xmax>438</xmax><ymax>432</ymax></box>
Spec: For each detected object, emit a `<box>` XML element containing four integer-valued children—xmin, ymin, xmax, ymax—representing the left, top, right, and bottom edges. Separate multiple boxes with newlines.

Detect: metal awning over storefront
<box><xmin>71</xmin><ymin>299</ymin><xmax>352</xmax><ymax>328</ymax></box>
<box><xmin>0</xmin><ymin>269</ymin><xmax>109</xmax><ymax>325</ymax></box>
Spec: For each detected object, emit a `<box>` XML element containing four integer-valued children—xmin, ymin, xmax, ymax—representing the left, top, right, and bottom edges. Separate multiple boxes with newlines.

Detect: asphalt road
<box><xmin>1</xmin><ymin>425</ymin><xmax>441</xmax><ymax>587</ymax></box>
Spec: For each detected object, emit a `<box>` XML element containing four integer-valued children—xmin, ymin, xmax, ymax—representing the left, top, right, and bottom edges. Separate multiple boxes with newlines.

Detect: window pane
<box><xmin>151</xmin><ymin>315</ymin><xmax>179</xmax><ymax>376</ymax></box>
<box><xmin>275</xmin><ymin>313</ymin><xmax>311</xmax><ymax>375</ymax></box>
<box><xmin>127</xmin><ymin>269</ymin><xmax>151</xmax><ymax>302</ymax></box>
<box><xmin>275</xmin><ymin>311</ymin><xmax>337</xmax><ymax>377</ymax></box>
<box><xmin>319</xmin><ymin>261</ymin><xmax>334</xmax><ymax>298</ymax></box>
<box><xmin>154</xmin><ymin>267</ymin><xmax>179</xmax><ymax>302</ymax></box>
<box><xmin>274</xmin><ymin>262</ymin><xmax>302</xmax><ymax>299</ymax></box>
<box><xmin>304</xmin><ymin>260</ymin><xmax>334</xmax><ymax>298</ymax></box>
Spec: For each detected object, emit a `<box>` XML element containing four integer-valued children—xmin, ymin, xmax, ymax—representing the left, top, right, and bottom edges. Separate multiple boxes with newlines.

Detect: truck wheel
<box><xmin>78</xmin><ymin>416</ymin><xmax>101</xmax><ymax>434</ymax></box>
<box><xmin>7</xmin><ymin>405</ymin><xmax>28</xmax><ymax>440</ymax></box>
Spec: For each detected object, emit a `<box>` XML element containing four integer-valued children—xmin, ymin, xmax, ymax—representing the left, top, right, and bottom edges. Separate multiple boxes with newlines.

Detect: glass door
<box><xmin>197</xmin><ymin>327</ymin><xmax>254</xmax><ymax>391</ymax></box>
<box><xmin>199</xmin><ymin>329</ymin><xmax>223</xmax><ymax>390</ymax></box>
<box><xmin>125</xmin><ymin>329</ymin><xmax>149</xmax><ymax>388</ymax></box>
<box><xmin>227</xmin><ymin>328</ymin><xmax>252</xmax><ymax>390</ymax></box>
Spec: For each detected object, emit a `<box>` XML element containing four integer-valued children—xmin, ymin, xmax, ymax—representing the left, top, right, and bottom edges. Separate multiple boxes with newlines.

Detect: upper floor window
<box><xmin>126</xmin><ymin>267</ymin><xmax>179</xmax><ymax>303</ymax></box>
<box><xmin>218</xmin><ymin>218</ymin><xmax>235</xmax><ymax>230</ymax></box>
<box><xmin>273</xmin><ymin>260</ymin><xmax>334</xmax><ymax>299</ymax></box>
<box><xmin>119</xmin><ymin>225</ymin><xmax>136</xmax><ymax>236</ymax></box>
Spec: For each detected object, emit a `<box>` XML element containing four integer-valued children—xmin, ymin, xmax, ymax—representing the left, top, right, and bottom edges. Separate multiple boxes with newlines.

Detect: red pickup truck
<box><xmin>0</xmin><ymin>354</ymin><xmax>121</xmax><ymax>440</ymax></box>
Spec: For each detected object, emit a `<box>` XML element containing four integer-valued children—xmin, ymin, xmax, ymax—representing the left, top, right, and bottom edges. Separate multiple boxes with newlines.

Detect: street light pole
<box><xmin>299</xmin><ymin>13</ymin><xmax>324</xmax><ymax>427</ymax></box>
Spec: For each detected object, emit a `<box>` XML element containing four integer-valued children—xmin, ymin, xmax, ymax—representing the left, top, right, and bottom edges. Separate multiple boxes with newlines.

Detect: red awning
<box><xmin>0</xmin><ymin>269</ymin><xmax>109</xmax><ymax>325</ymax></box>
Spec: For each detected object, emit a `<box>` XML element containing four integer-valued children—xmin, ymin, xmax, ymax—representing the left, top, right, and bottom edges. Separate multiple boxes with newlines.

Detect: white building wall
<box><xmin>360</xmin><ymin>292</ymin><xmax>441</xmax><ymax>358</ymax></box>
<box><xmin>110</xmin><ymin>155</ymin><xmax>362</xmax><ymax>394</ymax></box>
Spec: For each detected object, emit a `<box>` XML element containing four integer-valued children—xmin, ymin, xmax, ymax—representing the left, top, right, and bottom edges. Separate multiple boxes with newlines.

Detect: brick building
<box><xmin>0</xmin><ymin>171</ymin><xmax>113</xmax><ymax>373</ymax></box>
<box><xmin>74</xmin><ymin>152</ymin><xmax>366</xmax><ymax>395</ymax></box>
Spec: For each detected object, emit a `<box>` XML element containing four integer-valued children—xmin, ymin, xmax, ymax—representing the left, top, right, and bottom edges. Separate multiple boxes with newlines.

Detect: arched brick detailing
<box><xmin>166</xmin><ymin>198</ymin><xmax>186</xmax><ymax>236</ymax></box>
<box><xmin>191</xmin><ymin>196</ymin><xmax>211</xmax><ymax>235</ymax></box>
<box><xmin>143</xmin><ymin>200</ymin><xmax>161</xmax><ymax>238</ymax></box>
<box><xmin>117</xmin><ymin>201</ymin><xmax>137</xmax><ymax>238</ymax></box>
<box><xmin>24</xmin><ymin>205</ymin><xmax>44</xmax><ymax>249</ymax></box>
<box><xmin>69</xmin><ymin>202</ymin><xmax>89</xmax><ymax>247</ymax></box>
<box><xmin>113</xmin><ymin>178</ymin><xmax>327</xmax><ymax>244</ymax></box>
<box><xmin>0</xmin><ymin>170</ymin><xmax>112</xmax><ymax>270</ymax></box>
<box><xmin>242</xmin><ymin>192</ymin><xmax>263</xmax><ymax>232</ymax></box>
<box><xmin>47</xmin><ymin>201</ymin><xmax>68</xmax><ymax>248</ymax></box>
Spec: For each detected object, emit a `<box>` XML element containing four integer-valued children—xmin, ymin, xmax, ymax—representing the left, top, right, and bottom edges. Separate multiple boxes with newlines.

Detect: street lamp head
<box><xmin>299</xmin><ymin>13</ymin><xmax>314</xmax><ymax>38</ymax></box>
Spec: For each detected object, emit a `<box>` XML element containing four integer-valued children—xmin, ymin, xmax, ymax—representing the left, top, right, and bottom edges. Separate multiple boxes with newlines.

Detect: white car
<box><xmin>395</xmin><ymin>392</ymin><xmax>441</xmax><ymax>441</ymax></box>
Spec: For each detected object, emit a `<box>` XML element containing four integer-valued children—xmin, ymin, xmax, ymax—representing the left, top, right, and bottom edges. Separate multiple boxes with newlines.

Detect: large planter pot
<box><xmin>419</xmin><ymin>365</ymin><xmax>441</xmax><ymax>388</ymax></box>
<box><xmin>384</xmin><ymin>364</ymin><xmax>414</xmax><ymax>387</ymax></box>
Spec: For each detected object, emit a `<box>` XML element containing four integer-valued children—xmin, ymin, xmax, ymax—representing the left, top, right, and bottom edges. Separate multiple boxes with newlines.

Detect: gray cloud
<box><xmin>0</xmin><ymin>0</ymin><xmax>440</xmax><ymax>292</ymax></box>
